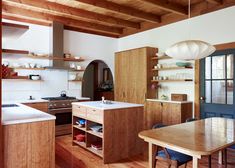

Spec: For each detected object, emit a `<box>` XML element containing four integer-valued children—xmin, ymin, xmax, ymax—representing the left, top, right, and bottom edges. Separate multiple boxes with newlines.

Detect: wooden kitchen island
<box><xmin>72</xmin><ymin>101</ymin><xmax>144</xmax><ymax>163</ymax></box>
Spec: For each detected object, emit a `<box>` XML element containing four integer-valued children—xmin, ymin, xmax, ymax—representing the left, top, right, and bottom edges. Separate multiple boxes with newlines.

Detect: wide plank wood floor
<box><xmin>56</xmin><ymin>135</ymin><xmax>235</xmax><ymax>168</ymax></box>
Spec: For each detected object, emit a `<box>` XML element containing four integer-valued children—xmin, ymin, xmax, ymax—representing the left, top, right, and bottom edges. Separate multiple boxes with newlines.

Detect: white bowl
<box><xmin>30</xmin><ymin>63</ymin><xmax>36</xmax><ymax>68</ymax></box>
<box><xmin>69</xmin><ymin>74</ymin><xmax>76</xmax><ymax>80</ymax></box>
<box><xmin>31</xmin><ymin>76</ymin><xmax>40</xmax><ymax>80</ymax></box>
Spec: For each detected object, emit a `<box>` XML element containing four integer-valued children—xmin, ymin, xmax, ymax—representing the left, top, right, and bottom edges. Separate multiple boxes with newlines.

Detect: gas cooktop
<box><xmin>41</xmin><ymin>96</ymin><xmax>77</xmax><ymax>101</ymax></box>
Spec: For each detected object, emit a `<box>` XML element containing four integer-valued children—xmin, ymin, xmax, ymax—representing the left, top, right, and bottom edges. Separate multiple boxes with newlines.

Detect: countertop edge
<box><xmin>72</xmin><ymin>101</ymin><xmax>144</xmax><ymax>110</ymax></box>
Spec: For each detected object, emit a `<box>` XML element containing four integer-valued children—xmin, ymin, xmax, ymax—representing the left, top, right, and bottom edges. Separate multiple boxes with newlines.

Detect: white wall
<box><xmin>2</xmin><ymin>6</ymin><xmax>235</xmax><ymax>102</ymax></box>
<box><xmin>117</xmin><ymin>6</ymin><xmax>235</xmax><ymax>101</ymax></box>
<box><xmin>2</xmin><ymin>19</ymin><xmax>117</xmax><ymax>101</ymax></box>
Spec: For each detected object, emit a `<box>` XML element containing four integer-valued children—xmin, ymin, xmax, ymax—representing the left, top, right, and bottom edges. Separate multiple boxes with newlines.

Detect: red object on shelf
<box><xmin>74</xmin><ymin>134</ymin><xmax>85</xmax><ymax>142</ymax></box>
<box><xmin>2</xmin><ymin>65</ymin><xmax>12</xmax><ymax>78</ymax></box>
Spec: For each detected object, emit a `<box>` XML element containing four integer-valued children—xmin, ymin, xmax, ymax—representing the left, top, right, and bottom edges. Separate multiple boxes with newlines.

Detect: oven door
<box><xmin>49</xmin><ymin>108</ymin><xmax>72</xmax><ymax>126</ymax></box>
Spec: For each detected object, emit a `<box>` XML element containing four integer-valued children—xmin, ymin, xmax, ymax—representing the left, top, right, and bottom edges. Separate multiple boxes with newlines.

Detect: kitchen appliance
<box><xmin>42</xmin><ymin>96</ymin><xmax>78</xmax><ymax>136</ymax></box>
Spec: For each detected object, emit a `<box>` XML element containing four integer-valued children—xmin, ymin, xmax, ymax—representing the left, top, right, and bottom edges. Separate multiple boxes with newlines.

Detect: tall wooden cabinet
<box><xmin>115</xmin><ymin>47</ymin><xmax>157</xmax><ymax>104</ymax></box>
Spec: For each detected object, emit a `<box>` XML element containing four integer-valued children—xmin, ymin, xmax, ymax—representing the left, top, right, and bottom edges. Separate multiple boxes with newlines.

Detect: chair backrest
<box><xmin>186</xmin><ymin>118</ymin><xmax>197</xmax><ymax>123</ymax></box>
<box><xmin>152</xmin><ymin>123</ymin><xmax>167</xmax><ymax>129</ymax></box>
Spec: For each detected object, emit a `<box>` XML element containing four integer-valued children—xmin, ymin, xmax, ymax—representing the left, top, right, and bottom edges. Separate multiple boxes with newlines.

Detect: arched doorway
<box><xmin>82</xmin><ymin>60</ymin><xmax>114</xmax><ymax>101</ymax></box>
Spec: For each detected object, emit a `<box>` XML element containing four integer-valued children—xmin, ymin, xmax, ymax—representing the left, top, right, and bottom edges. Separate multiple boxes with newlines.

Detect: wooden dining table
<box><xmin>139</xmin><ymin>117</ymin><xmax>235</xmax><ymax>168</ymax></box>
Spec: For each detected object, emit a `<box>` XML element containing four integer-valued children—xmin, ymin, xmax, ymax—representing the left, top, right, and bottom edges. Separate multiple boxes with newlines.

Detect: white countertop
<box><xmin>2</xmin><ymin>103</ymin><xmax>56</xmax><ymax>125</ymax></box>
<box><xmin>3</xmin><ymin>99</ymin><xmax>49</xmax><ymax>104</ymax></box>
<box><xmin>72</xmin><ymin>101</ymin><xmax>144</xmax><ymax>110</ymax></box>
<box><xmin>2</xmin><ymin>97</ymin><xmax>90</xmax><ymax>104</ymax></box>
<box><xmin>147</xmin><ymin>99</ymin><xmax>192</xmax><ymax>104</ymax></box>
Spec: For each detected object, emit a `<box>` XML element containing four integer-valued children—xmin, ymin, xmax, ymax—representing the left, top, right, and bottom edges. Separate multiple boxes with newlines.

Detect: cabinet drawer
<box><xmin>86</xmin><ymin>108</ymin><xmax>103</xmax><ymax>123</ymax></box>
<box><xmin>73</xmin><ymin>105</ymin><xmax>86</xmax><ymax>118</ymax></box>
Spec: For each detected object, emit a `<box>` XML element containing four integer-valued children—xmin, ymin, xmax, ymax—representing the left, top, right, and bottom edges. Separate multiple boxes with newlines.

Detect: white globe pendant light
<box><xmin>165</xmin><ymin>0</ymin><xmax>216</xmax><ymax>60</ymax></box>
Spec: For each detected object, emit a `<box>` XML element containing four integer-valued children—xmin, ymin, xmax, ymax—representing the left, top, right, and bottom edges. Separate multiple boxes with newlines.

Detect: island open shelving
<box><xmin>72</xmin><ymin>101</ymin><xmax>144</xmax><ymax>164</ymax></box>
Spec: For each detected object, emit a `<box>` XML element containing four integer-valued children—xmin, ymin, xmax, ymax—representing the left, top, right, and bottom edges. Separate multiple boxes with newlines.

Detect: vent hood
<box><xmin>46</xmin><ymin>21</ymin><xmax>68</xmax><ymax>69</ymax></box>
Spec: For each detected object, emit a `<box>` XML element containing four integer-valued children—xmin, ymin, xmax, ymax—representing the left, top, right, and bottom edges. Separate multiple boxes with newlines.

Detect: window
<box><xmin>205</xmin><ymin>54</ymin><xmax>234</xmax><ymax>104</ymax></box>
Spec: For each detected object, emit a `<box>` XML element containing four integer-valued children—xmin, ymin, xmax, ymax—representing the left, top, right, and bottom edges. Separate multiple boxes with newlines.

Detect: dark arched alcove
<box><xmin>82</xmin><ymin>60</ymin><xmax>114</xmax><ymax>101</ymax></box>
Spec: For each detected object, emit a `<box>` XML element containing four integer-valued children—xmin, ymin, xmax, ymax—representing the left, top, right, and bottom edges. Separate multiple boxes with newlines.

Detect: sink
<box><xmin>2</xmin><ymin>104</ymin><xmax>19</xmax><ymax>108</ymax></box>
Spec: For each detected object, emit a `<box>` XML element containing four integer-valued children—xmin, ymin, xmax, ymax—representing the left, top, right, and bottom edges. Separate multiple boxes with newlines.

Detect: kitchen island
<box><xmin>2</xmin><ymin>103</ymin><xmax>56</xmax><ymax>168</ymax></box>
<box><xmin>72</xmin><ymin>101</ymin><xmax>144</xmax><ymax>163</ymax></box>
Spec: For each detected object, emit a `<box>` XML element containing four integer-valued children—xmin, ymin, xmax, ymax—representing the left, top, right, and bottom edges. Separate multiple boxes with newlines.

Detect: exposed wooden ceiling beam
<box><xmin>2</xmin><ymin>2</ymin><xmax>123</xmax><ymax>35</ymax></box>
<box><xmin>139</xmin><ymin>0</ymin><xmax>188</xmax><ymax>15</ymax></box>
<box><xmin>120</xmin><ymin>0</ymin><xmax>234</xmax><ymax>37</ymax></box>
<box><xmin>206</xmin><ymin>0</ymin><xmax>223</xmax><ymax>5</ymax></box>
<box><xmin>3</xmin><ymin>14</ymin><xmax>119</xmax><ymax>38</ymax></box>
<box><xmin>5</xmin><ymin>0</ymin><xmax>140</xmax><ymax>29</ymax></box>
<box><xmin>3</xmin><ymin>14</ymin><xmax>52</xmax><ymax>26</ymax></box>
<box><xmin>64</xmin><ymin>26</ymin><xmax>119</xmax><ymax>38</ymax></box>
<box><xmin>75</xmin><ymin>0</ymin><xmax>161</xmax><ymax>23</ymax></box>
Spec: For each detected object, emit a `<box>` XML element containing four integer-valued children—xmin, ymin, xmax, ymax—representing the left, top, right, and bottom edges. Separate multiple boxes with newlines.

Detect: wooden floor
<box><xmin>56</xmin><ymin>135</ymin><xmax>235</xmax><ymax>168</ymax></box>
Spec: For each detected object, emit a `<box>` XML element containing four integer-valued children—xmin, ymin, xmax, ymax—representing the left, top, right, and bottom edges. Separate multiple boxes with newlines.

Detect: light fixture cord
<box><xmin>188</xmin><ymin>0</ymin><xmax>191</xmax><ymax>40</ymax></box>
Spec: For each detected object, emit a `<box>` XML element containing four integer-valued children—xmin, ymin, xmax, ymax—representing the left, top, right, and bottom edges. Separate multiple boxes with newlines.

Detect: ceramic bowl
<box><xmin>69</xmin><ymin>74</ymin><xmax>76</xmax><ymax>80</ymax></box>
<box><xmin>31</xmin><ymin>76</ymin><xmax>40</xmax><ymax>80</ymax></box>
<box><xmin>176</xmin><ymin>62</ymin><xmax>191</xmax><ymax>67</ymax></box>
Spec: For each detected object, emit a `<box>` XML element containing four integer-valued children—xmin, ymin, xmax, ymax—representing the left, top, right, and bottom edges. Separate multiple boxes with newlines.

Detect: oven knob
<box><xmin>54</xmin><ymin>104</ymin><xmax>57</xmax><ymax>106</ymax></box>
<box><xmin>49</xmin><ymin>104</ymin><xmax>53</xmax><ymax>107</ymax></box>
<box><xmin>67</xmin><ymin>104</ymin><xmax>70</xmax><ymax>106</ymax></box>
<box><xmin>62</xmin><ymin>104</ymin><xmax>65</xmax><ymax>106</ymax></box>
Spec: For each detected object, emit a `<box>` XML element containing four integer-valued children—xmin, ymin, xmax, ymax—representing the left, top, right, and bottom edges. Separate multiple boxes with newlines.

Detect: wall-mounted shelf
<box><xmin>151</xmin><ymin>79</ymin><xmax>193</xmax><ymax>83</ymax></box>
<box><xmin>64</xmin><ymin>58</ymin><xmax>85</xmax><ymax>62</ymax></box>
<box><xmin>3</xmin><ymin>22</ymin><xmax>29</xmax><ymax>39</ymax></box>
<box><xmin>151</xmin><ymin>56</ymin><xmax>171</xmax><ymax>60</ymax></box>
<box><xmin>68</xmin><ymin>80</ymin><xmax>83</xmax><ymax>82</ymax></box>
<box><xmin>2</xmin><ymin>49</ymin><xmax>29</xmax><ymax>55</ymax></box>
<box><xmin>12</xmin><ymin>67</ymin><xmax>45</xmax><ymax>70</ymax></box>
<box><xmin>3</xmin><ymin>78</ymin><xmax>43</xmax><ymax>82</ymax></box>
<box><xmin>69</xmin><ymin>69</ymin><xmax>85</xmax><ymax>72</ymax></box>
<box><xmin>152</xmin><ymin>67</ymin><xmax>193</xmax><ymax>71</ymax></box>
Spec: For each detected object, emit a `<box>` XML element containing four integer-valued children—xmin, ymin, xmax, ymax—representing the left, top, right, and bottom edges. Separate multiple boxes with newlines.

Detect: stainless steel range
<box><xmin>42</xmin><ymin>96</ymin><xmax>78</xmax><ymax>136</ymax></box>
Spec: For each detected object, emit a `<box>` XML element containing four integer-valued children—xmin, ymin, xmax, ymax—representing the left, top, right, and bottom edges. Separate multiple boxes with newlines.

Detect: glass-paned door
<box><xmin>200</xmin><ymin>49</ymin><xmax>235</xmax><ymax>119</ymax></box>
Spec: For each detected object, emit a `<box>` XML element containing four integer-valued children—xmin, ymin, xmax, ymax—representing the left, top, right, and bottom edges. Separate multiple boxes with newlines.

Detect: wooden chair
<box><xmin>152</xmin><ymin>124</ymin><xmax>192</xmax><ymax>168</ymax></box>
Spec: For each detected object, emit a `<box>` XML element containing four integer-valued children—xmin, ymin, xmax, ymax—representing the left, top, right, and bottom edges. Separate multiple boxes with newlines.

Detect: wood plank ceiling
<box><xmin>2</xmin><ymin>0</ymin><xmax>235</xmax><ymax>38</ymax></box>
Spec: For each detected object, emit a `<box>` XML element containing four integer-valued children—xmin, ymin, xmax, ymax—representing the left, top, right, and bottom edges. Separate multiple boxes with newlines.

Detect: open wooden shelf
<box><xmin>69</xmin><ymin>69</ymin><xmax>85</xmax><ymax>72</ymax></box>
<box><xmin>2</xmin><ymin>49</ymin><xmax>29</xmax><ymax>55</ymax></box>
<box><xmin>68</xmin><ymin>80</ymin><xmax>83</xmax><ymax>82</ymax></box>
<box><xmin>12</xmin><ymin>67</ymin><xmax>45</xmax><ymax>70</ymax></box>
<box><xmin>73</xmin><ymin>125</ymin><xmax>86</xmax><ymax>132</ymax></box>
<box><xmin>152</xmin><ymin>67</ymin><xmax>193</xmax><ymax>71</ymax></box>
<box><xmin>3</xmin><ymin>76</ymin><xmax>28</xmax><ymax>79</ymax></box>
<box><xmin>151</xmin><ymin>79</ymin><xmax>193</xmax><ymax>83</ymax></box>
<box><xmin>73</xmin><ymin>140</ymin><xmax>86</xmax><ymax>148</ymax></box>
<box><xmin>151</xmin><ymin>56</ymin><xmax>171</xmax><ymax>60</ymax></box>
<box><xmin>3</xmin><ymin>76</ymin><xmax>43</xmax><ymax>82</ymax></box>
<box><xmin>3</xmin><ymin>22</ymin><xmax>29</xmax><ymax>39</ymax></box>
<box><xmin>64</xmin><ymin>58</ymin><xmax>85</xmax><ymax>62</ymax></box>
<box><xmin>87</xmin><ymin>130</ymin><xmax>103</xmax><ymax>138</ymax></box>
<box><xmin>3</xmin><ymin>79</ymin><xmax>43</xmax><ymax>82</ymax></box>
<box><xmin>87</xmin><ymin>147</ymin><xmax>103</xmax><ymax>157</ymax></box>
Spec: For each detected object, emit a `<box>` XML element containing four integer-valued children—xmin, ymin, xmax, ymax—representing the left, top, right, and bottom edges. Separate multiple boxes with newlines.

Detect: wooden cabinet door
<box><xmin>162</xmin><ymin>103</ymin><xmax>171</xmax><ymax>125</ymax></box>
<box><xmin>170</xmin><ymin>104</ymin><xmax>182</xmax><ymax>125</ymax></box>
<box><xmin>145</xmin><ymin>101</ymin><xmax>162</xmax><ymax>129</ymax></box>
<box><xmin>115</xmin><ymin>51</ymin><xmax>129</xmax><ymax>102</ymax></box>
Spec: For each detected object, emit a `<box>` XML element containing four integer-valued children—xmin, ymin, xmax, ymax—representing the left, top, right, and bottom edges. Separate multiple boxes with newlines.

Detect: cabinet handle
<box><xmin>160</xmin><ymin>102</ymin><xmax>163</xmax><ymax>106</ymax></box>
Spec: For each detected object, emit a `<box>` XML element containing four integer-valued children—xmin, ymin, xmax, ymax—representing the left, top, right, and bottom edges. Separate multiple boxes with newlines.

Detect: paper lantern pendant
<box><xmin>165</xmin><ymin>40</ymin><xmax>216</xmax><ymax>60</ymax></box>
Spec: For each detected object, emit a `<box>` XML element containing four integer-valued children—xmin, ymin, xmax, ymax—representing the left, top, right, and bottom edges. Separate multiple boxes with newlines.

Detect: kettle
<box><xmin>60</xmin><ymin>91</ymin><xmax>67</xmax><ymax>97</ymax></box>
